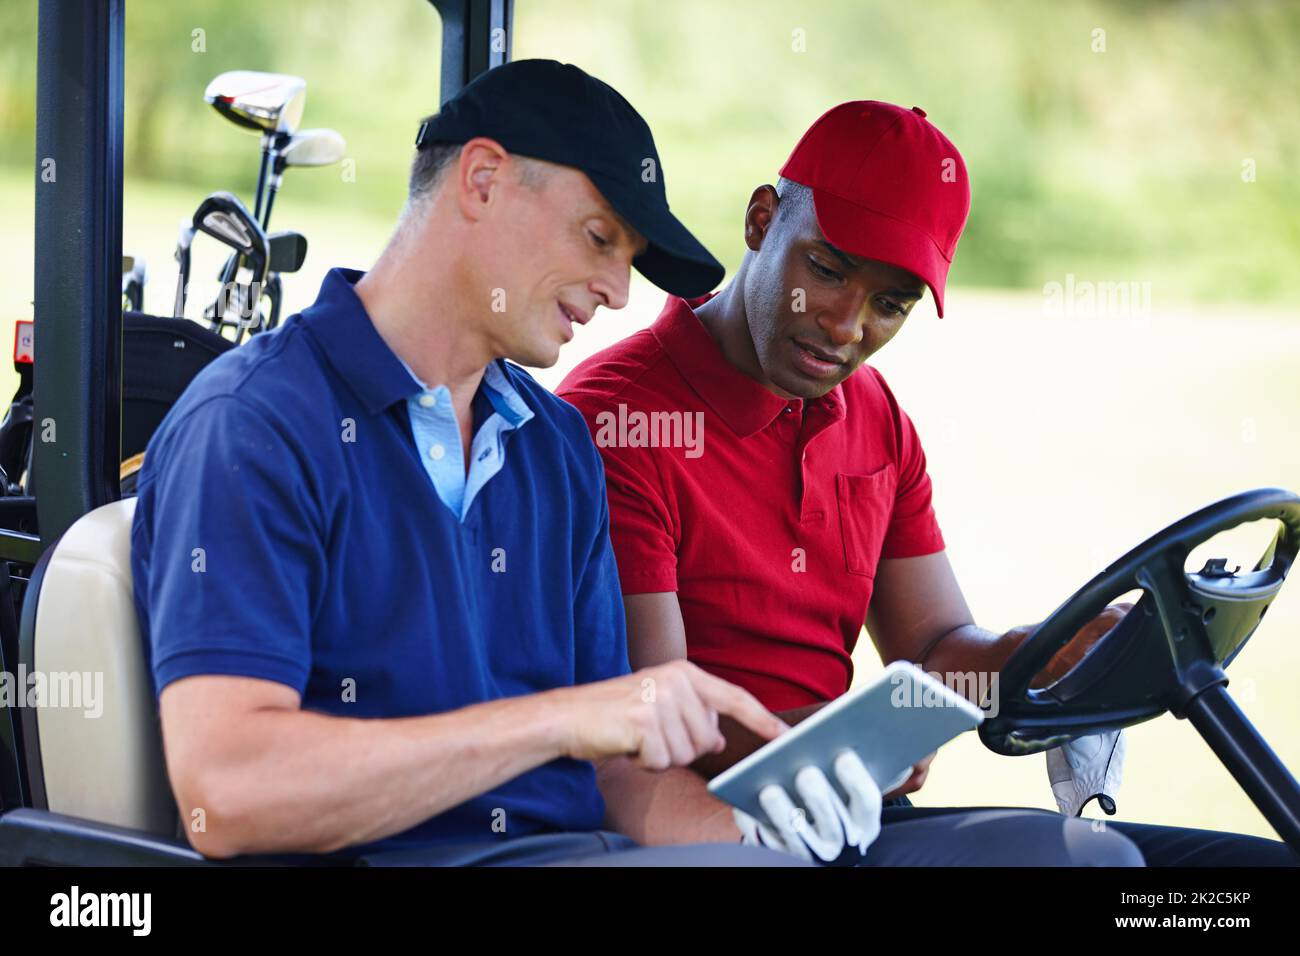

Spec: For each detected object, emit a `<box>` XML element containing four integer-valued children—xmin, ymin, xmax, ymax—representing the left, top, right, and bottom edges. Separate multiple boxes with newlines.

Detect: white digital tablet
<box><xmin>708</xmin><ymin>661</ymin><xmax>985</xmax><ymax>824</ymax></box>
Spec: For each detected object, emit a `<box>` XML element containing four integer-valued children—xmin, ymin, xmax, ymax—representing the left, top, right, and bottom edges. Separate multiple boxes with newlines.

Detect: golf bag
<box><xmin>119</xmin><ymin>312</ymin><xmax>235</xmax><ymax>494</ymax></box>
<box><xmin>0</xmin><ymin>313</ymin><xmax>234</xmax><ymax>508</ymax></box>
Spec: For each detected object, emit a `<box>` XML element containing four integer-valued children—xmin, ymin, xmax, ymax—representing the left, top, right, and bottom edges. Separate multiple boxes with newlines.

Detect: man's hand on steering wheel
<box><xmin>1000</xmin><ymin>603</ymin><xmax>1136</xmax><ymax>816</ymax></box>
<box><xmin>1023</xmin><ymin>602</ymin><xmax>1135</xmax><ymax>689</ymax></box>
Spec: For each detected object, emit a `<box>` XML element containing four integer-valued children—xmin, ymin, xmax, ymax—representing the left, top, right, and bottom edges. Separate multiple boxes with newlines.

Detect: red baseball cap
<box><xmin>779</xmin><ymin>101</ymin><xmax>971</xmax><ymax>317</ymax></box>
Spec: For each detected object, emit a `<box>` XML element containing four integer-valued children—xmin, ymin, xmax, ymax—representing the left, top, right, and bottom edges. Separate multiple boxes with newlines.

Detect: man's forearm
<box><xmin>597</xmin><ymin>755</ymin><xmax>740</xmax><ymax>845</ymax></box>
<box><xmin>915</xmin><ymin>623</ymin><xmax>1030</xmax><ymax>702</ymax></box>
<box><xmin>181</xmin><ymin>690</ymin><xmax>572</xmax><ymax>857</ymax></box>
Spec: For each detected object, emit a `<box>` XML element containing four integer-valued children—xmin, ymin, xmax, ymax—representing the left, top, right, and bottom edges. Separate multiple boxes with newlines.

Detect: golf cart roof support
<box><xmin>429</xmin><ymin>0</ymin><xmax>513</xmax><ymax>105</ymax></box>
<box><xmin>31</xmin><ymin>0</ymin><xmax>125</xmax><ymax>554</ymax></box>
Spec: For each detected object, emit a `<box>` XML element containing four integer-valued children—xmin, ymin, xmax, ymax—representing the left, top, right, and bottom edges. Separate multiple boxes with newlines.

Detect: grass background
<box><xmin>1</xmin><ymin>0</ymin><xmax>1298</xmax><ymax>840</ymax></box>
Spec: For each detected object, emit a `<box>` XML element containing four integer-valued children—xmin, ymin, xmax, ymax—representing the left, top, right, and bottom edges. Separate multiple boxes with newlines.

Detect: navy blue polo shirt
<box><xmin>130</xmin><ymin>267</ymin><xmax>631</xmax><ymax>858</ymax></box>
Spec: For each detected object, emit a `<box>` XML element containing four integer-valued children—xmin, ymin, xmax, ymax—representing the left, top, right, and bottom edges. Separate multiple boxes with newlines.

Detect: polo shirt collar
<box><xmin>301</xmin><ymin>268</ymin><xmax>423</xmax><ymax>416</ymax></box>
<box><xmin>481</xmin><ymin>361</ymin><xmax>535</xmax><ymax>428</ymax></box>
<box><xmin>301</xmin><ymin>268</ymin><xmax>533</xmax><ymax>428</ymax></box>
<box><xmin>396</xmin><ymin>353</ymin><xmax>534</xmax><ymax>430</ymax></box>
<box><xmin>652</xmin><ymin>294</ymin><xmax>845</xmax><ymax>438</ymax></box>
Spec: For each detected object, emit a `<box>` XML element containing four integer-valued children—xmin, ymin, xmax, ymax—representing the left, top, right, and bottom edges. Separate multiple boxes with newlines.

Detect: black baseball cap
<box><xmin>415</xmin><ymin>59</ymin><xmax>724</xmax><ymax>298</ymax></box>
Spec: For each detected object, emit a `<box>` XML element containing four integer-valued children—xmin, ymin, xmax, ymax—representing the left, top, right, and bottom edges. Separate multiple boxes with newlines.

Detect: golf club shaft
<box><xmin>262</xmin><ymin>182</ymin><xmax>279</xmax><ymax>232</ymax></box>
<box><xmin>214</xmin><ymin>253</ymin><xmax>240</xmax><ymax>323</ymax></box>
<box><xmin>253</xmin><ymin>135</ymin><xmax>273</xmax><ymax>221</ymax></box>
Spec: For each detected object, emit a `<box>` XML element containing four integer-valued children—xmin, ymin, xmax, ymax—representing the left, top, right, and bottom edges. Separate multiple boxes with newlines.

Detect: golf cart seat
<box><xmin>1</xmin><ymin>499</ymin><xmax>331</xmax><ymax>866</ymax></box>
<box><xmin>3</xmin><ymin>498</ymin><xmax>189</xmax><ymax>851</ymax></box>
<box><xmin>0</xmin><ymin>499</ymin><xmax>228</xmax><ymax>863</ymax></box>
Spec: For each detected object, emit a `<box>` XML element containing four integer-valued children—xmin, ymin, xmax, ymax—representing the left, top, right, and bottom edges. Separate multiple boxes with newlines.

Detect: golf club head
<box><xmin>190</xmin><ymin>192</ymin><xmax>270</xmax><ymax>324</ymax></box>
<box><xmin>122</xmin><ymin>254</ymin><xmax>148</xmax><ymax>312</ymax></box>
<box><xmin>204</xmin><ymin>71</ymin><xmax>307</xmax><ymax>135</ymax></box>
<box><xmin>192</xmin><ymin>192</ymin><xmax>268</xmax><ymax>265</ymax></box>
<box><xmin>262</xmin><ymin>128</ymin><xmax>347</xmax><ymax>231</ymax></box>
<box><xmin>268</xmin><ymin>231</ymin><xmax>308</xmax><ymax>274</ymax></box>
<box><xmin>276</xmin><ymin>128</ymin><xmax>347</xmax><ymax>170</ymax></box>
<box><xmin>122</xmin><ymin>254</ymin><xmax>148</xmax><ymax>283</ymax></box>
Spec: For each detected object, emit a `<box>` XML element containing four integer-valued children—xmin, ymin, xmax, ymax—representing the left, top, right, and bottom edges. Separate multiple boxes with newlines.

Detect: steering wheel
<box><xmin>981</xmin><ymin>487</ymin><xmax>1300</xmax><ymax>756</ymax></box>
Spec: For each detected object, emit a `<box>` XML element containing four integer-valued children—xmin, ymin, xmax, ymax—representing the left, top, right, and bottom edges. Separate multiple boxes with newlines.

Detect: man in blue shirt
<box><xmin>131</xmin><ymin>60</ymin><xmax>792</xmax><ymax>865</ymax></box>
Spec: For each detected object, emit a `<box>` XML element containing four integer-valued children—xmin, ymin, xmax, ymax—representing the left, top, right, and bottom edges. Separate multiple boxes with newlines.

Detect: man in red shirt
<box><xmin>559</xmin><ymin>101</ymin><xmax>1295</xmax><ymax>865</ymax></box>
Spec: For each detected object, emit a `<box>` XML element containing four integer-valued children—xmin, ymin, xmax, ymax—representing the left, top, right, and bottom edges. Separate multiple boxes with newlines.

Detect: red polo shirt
<box><xmin>557</xmin><ymin>295</ymin><xmax>945</xmax><ymax>711</ymax></box>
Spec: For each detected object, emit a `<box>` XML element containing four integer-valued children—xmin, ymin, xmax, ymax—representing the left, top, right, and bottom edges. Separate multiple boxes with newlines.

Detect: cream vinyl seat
<box><xmin>18</xmin><ymin>497</ymin><xmax>177</xmax><ymax>837</ymax></box>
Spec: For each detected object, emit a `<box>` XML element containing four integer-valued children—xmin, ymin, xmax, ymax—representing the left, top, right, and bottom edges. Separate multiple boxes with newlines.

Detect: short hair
<box><xmin>408</xmin><ymin>142</ymin><xmax>463</xmax><ymax>203</ymax></box>
<box><xmin>407</xmin><ymin>142</ymin><xmax>551</xmax><ymax>204</ymax></box>
<box><xmin>774</xmin><ymin>177</ymin><xmax>814</xmax><ymax>223</ymax></box>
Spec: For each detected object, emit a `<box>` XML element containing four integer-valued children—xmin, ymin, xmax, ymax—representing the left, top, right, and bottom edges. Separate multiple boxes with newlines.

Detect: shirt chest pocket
<box><xmin>835</xmin><ymin>465</ymin><xmax>897</xmax><ymax>578</ymax></box>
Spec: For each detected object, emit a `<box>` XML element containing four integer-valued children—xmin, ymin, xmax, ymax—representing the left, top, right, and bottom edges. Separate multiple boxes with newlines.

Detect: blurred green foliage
<box><xmin>0</xmin><ymin>0</ymin><xmax>1298</xmax><ymax>301</ymax></box>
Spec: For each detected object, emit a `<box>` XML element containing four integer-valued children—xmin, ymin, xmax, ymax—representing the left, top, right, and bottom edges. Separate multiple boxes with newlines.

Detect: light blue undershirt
<box><xmin>396</xmin><ymin>356</ymin><xmax>535</xmax><ymax>522</ymax></box>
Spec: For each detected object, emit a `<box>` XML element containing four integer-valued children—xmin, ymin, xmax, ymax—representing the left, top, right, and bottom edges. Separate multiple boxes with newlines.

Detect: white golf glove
<box><xmin>1046</xmin><ymin>729</ymin><xmax>1126</xmax><ymax>817</ymax></box>
<box><xmin>734</xmin><ymin>750</ymin><xmax>883</xmax><ymax>865</ymax></box>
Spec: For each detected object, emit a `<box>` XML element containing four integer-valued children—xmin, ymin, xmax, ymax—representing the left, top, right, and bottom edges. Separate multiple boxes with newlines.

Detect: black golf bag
<box><xmin>0</xmin><ymin>312</ymin><xmax>235</xmax><ymax>510</ymax></box>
